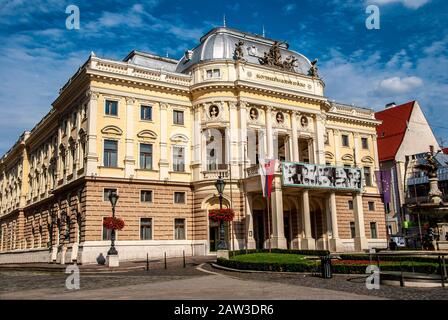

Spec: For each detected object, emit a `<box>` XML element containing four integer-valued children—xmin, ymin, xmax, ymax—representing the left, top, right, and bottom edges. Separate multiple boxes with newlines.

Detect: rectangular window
<box><xmin>348</xmin><ymin>200</ymin><xmax>353</xmax><ymax>210</ymax></box>
<box><xmin>174</xmin><ymin>192</ymin><xmax>186</xmax><ymax>204</ymax></box>
<box><xmin>140</xmin><ymin>218</ymin><xmax>152</xmax><ymax>240</ymax></box>
<box><xmin>105</xmin><ymin>100</ymin><xmax>118</xmax><ymax>116</ymax></box>
<box><xmin>173</xmin><ymin>146</ymin><xmax>185</xmax><ymax>172</ymax></box>
<box><xmin>140</xmin><ymin>190</ymin><xmax>153</xmax><ymax>203</ymax></box>
<box><xmin>173</xmin><ymin>110</ymin><xmax>184</xmax><ymax>125</ymax></box>
<box><xmin>72</xmin><ymin>112</ymin><xmax>77</xmax><ymax>128</ymax></box>
<box><xmin>342</xmin><ymin>134</ymin><xmax>349</xmax><ymax>147</ymax></box>
<box><xmin>104</xmin><ymin>140</ymin><xmax>118</xmax><ymax>167</ymax></box>
<box><xmin>324</xmin><ymin>133</ymin><xmax>329</xmax><ymax>145</ymax></box>
<box><xmin>104</xmin><ymin>188</ymin><xmax>117</xmax><ymax>201</ymax></box>
<box><xmin>206</xmin><ymin>70</ymin><xmax>213</xmax><ymax>78</ymax></box>
<box><xmin>370</xmin><ymin>222</ymin><xmax>378</xmax><ymax>239</ymax></box>
<box><xmin>368</xmin><ymin>201</ymin><xmax>375</xmax><ymax>211</ymax></box>
<box><xmin>174</xmin><ymin>218</ymin><xmax>186</xmax><ymax>240</ymax></box>
<box><xmin>350</xmin><ymin>221</ymin><xmax>356</xmax><ymax>239</ymax></box>
<box><xmin>62</xmin><ymin>120</ymin><xmax>68</xmax><ymax>135</ymax></box>
<box><xmin>140</xmin><ymin>144</ymin><xmax>153</xmax><ymax>170</ymax></box>
<box><xmin>206</xmin><ymin>69</ymin><xmax>220</xmax><ymax>78</ymax></box>
<box><xmin>361</xmin><ymin>137</ymin><xmax>369</xmax><ymax>149</ymax></box>
<box><xmin>364</xmin><ymin>167</ymin><xmax>372</xmax><ymax>187</ymax></box>
<box><xmin>140</xmin><ymin>105</ymin><xmax>152</xmax><ymax>121</ymax></box>
<box><xmin>102</xmin><ymin>218</ymin><xmax>112</xmax><ymax>240</ymax></box>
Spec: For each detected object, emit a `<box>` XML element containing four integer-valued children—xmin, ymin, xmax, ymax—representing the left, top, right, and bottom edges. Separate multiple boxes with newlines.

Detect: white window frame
<box><xmin>174</xmin><ymin>218</ymin><xmax>187</xmax><ymax>240</ymax></box>
<box><xmin>173</xmin><ymin>191</ymin><xmax>186</xmax><ymax>204</ymax></box>
<box><xmin>103</xmin><ymin>188</ymin><xmax>118</xmax><ymax>202</ymax></box>
<box><xmin>104</xmin><ymin>99</ymin><xmax>119</xmax><ymax>117</ymax></box>
<box><xmin>140</xmin><ymin>189</ymin><xmax>153</xmax><ymax>203</ymax></box>
<box><xmin>140</xmin><ymin>217</ymin><xmax>153</xmax><ymax>240</ymax></box>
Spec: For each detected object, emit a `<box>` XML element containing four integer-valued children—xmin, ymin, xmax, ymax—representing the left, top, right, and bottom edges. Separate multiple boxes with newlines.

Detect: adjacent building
<box><xmin>375</xmin><ymin>101</ymin><xmax>440</xmax><ymax>236</ymax></box>
<box><xmin>0</xmin><ymin>27</ymin><xmax>386</xmax><ymax>264</ymax></box>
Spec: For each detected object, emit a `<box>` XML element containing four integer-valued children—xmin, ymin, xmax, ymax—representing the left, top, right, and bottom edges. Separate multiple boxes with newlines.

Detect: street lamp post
<box><xmin>215</xmin><ymin>176</ymin><xmax>227</xmax><ymax>250</ymax></box>
<box><xmin>107</xmin><ymin>191</ymin><xmax>119</xmax><ymax>266</ymax></box>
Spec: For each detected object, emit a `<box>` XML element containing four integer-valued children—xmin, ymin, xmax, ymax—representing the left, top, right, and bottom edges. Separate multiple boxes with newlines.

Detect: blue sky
<box><xmin>0</xmin><ymin>0</ymin><xmax>447</xmax><ymax>155</ymax></box>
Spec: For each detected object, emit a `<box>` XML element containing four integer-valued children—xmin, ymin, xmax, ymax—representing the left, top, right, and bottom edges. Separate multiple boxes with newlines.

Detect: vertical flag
<box><xmin>259</xmin><ymin>159</ymin><xmax>276</xmax><ymax>198</ymax></box>
<box><xmin>375</xmin><ymin>169</ymin><xmax>392</xmax><ymax>204</ymax></box>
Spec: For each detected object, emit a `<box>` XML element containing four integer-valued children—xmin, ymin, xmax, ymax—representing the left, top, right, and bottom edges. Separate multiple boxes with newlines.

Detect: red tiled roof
<box><xmin>375</xmin><ymin>101</ymin><xmax>415</xmax><ymax>162</ymax></box>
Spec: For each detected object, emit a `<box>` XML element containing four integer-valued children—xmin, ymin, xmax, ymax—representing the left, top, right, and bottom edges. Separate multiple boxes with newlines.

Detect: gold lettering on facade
<box><xmin>255</xmin><ymin>73</ymin><xmax>308</xmax><ymax>88</ymax></box>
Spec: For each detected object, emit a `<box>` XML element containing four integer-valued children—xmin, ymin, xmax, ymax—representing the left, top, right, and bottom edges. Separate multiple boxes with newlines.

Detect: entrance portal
<box><xmin>253</xmin><ymin>210</ymin><xmax>265</xmax><ymax>249</ymax></box>
<box><xmin>209</xmin><ymin>223</ymin><xmax>219</xmax><ymax>252</ymax></box>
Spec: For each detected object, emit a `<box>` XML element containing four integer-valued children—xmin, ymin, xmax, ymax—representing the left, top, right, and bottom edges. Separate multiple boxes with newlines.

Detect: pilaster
<box><xmin>159</xmin><ymin>103</ymin><xmax>169</xmax><ymax>180</ymax></box>
<box><xmin>124</xmin><ymin>97</ymin><xmax>136</xmax><ymax>178</ymax></box>
<box><xmin>85</xmin><ymin>90</ymin><xmax>99</xmax><ymax>176</ymax></box>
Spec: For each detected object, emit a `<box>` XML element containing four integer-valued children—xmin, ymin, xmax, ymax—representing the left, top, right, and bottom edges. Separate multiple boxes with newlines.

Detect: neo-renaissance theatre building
<box><xmin>0</xmin><ymin>27</ymin><xmax>387</xmax><ymax>264</ymax></box>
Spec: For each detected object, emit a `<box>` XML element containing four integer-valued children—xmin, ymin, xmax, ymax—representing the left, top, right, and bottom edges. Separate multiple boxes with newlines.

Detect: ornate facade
<box><xmin>0</xmin><ymin>27</ymin><xmax>386</xmax><ymax>264</ymax></box>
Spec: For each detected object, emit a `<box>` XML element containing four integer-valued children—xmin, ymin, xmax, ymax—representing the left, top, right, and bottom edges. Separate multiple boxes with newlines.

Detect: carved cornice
<box><xmin>86</xmin><ymin>90</ymin><xmax>99</xmax><ymax>101</ymax></box>
<box><xmin>125</xmin><ymin>97</ymin><xmax>136</xmax><ymax>105</ymax></box>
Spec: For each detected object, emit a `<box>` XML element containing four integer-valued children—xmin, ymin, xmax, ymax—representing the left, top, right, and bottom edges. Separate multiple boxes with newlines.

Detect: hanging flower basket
<box><xmin>103</xmin><ymin>217</ymin><xmax>125</xmax><ymax>230</ymax></box>
<box><xmin>208</xmin><ymin>209</ymin><xmax>235</xmax><ymax>222</ymax></box>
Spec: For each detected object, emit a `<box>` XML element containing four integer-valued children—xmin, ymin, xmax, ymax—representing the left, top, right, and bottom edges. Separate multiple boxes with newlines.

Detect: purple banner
<box><xmin>375</xmin><ymin>170</ymin><xmax>391</xmax><ymax>204</ymax></box>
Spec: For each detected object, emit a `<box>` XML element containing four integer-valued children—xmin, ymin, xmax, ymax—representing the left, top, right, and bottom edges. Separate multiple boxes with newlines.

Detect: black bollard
<box><xmin>164</xmin><ymin>252</ymin><xmax>167</xmax><ymax>269</ymax></box>
<box><xmin>146</xmin><ymin>253</ymin><xmax>149</xmax><ymax>271</ymax></box>
<box><xmin>183</xmin><ymin>250</ymin><xmax>186</xmax><ymax>268</ymax></box>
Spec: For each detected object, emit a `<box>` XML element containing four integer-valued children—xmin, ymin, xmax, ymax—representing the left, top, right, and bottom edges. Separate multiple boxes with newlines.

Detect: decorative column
<box><xmin>327</xmin><ymin>192</ymin><xmax>343</xmax><ymax>251</ymax></box>
<box><xmin>228</xmin><ymin>102</ymin><xmax>239</xmax><ymax>179</ymax></box>
<box><xmin>85</xmin><ymin>90</ymin><xmax>99</xmax><ymax>176</ymax></box>
<box><xmin>270</xmin><ymin>175</ymin><xmax>287</xmax><ymax>249</ymax></box>
<box><xmin>192</xmin><ymin>104</ymin><xmax>202</xmax><ymax>180</ymax></box>
<box><xmin>124</xmin><ymin>97</ymin><xmax>136</xmax><ymax>178</ymax></box>
<box><xmin>301</xmin><ymin>190</ymin><xmax>315</xmax><ymax>249</ymax></box>
<box><xmin>353</xmin><ymin>132</ymin><xmax>360</xmax><ymax>167</ymax></box>
<box><xmin>307</xmin><ymin>139</ymin><xmax>314</xmax><ymax>163</ymax></box>
<box><xmin>265</xmin><ymin>106</ymin><xmax>274</xmax><ymax>159</ymax></box>
<box><xmin>238</xmin><ymin>101</ymin><xmax>249</xmax><ymax>176</ymax></box>
<box><xmin>314</xmin><ymin>114</ymin><xmax>326</xmax><ymax>164</ymax></box>
<box><xmin>159</xmin><ymin>103</ymin><xmax>169</xmax><ymax>180</ymax></box>
<box><xmin>353</xmin><ymin>192</ymin><xmax>368</xmax><ymax>251</ymax></box>
<box><xmin>372</xmin><ymin>134</ymin><xmax>380</xmax><ymax>171</ymax></box>
<box><xmin>245</xmin><ymin>193</ymin><xmax>256</xmax><ymax>249</ymax></box>
<box><xmin>333</xmin><ymin>129</ymin><xmax>342</xmax><ymax>166</ymax></box>
<box><xmin>291</xmin><ymin>112</ymin><xmax>299</xmax><ymax>162</ymax></box>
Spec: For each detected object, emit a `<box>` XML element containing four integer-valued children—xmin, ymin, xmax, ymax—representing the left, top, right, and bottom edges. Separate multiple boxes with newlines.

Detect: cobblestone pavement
<box><xmin>205</xmin><ymin>264</ymin><xmax>448</xmax><ymax>300</ymax></box>
<box><xmin>0</xmin><ymin>259</ymin><xmax>446</xmax><ymax>300</ymax></box>
<box><xmin>0</xmin><ymin>256</ymin><xmax>211</xmax><ymax>297</ymax></box>
<box><xmin>0</xmin><ymin>268</ymin><xmax>381</xmax><ymax>300</ymax></box>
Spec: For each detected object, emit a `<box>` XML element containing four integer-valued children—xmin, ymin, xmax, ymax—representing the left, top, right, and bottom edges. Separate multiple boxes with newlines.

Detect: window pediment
<box><xmin>170</xmin><ymin>133</ymin><xmax>189</xmax><ymax>144</ymax></box>
<box><xmin>137</xmin><ymin>130</ymin><xmax>158</xmax><ymax>140</ymax></box>
<box><xmin>325</xmin><ymin>151</ymin><xmax>334</xmax><ymax>160</ymax></box>
<box><xmin>361</xmin><ymin>156</ymin><xmax>374</xmax><ymax>163</ymax></box>
<box><xmin>101</xmin><ymin>125</ymin><xmax>123</xmax><ymax>136</ymax></box>
<box><xmin>341</xmin><ymin>153</ymin><xmax>354</xmax><ymax>162</ymax></box>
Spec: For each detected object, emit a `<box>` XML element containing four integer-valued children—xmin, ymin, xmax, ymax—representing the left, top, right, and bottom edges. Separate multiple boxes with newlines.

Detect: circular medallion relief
<box><xmin>249</xmin><ymin>108</ymin><xmax>259</xmax><ymax>120</ymax></box>
<box><xmin>209</xmin><ymin>105</ymin><xmax>219</xmax><ymax>118</ymax></box>
<box><xmin>276</xmin><ymin>112</ymin><xmax>284</xmax><ymax>124</ymax></box>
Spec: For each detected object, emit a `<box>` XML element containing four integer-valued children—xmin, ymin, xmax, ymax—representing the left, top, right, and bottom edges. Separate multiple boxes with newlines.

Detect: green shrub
<box><xmin>338</xmin><ymin>254</ymin><xmax>439</xmax><ymax>264</ymax></box>
<box><xmin>230</xmin><ymin>248</ymin><xmax>329</xmax><ymax>258</ymax></box>
<box><xmin>217</xmin><ymin>257</ymin><xmax>318</xmax><ymax>273</ymax></box>
<box><xmin>217</xmin><ymin>254</ymin><xmax>440</xmax><ymax>275</ymax></box>
<box><xmin>331</xmin><ymin>262</ymin><xmax>440</xmax><ymax>274</ymax></box>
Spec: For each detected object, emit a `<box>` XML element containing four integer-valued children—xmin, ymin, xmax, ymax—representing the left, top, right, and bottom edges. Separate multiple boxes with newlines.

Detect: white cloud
<box><xmin>283</xmin><ymin>4</ymin><xmax>297</xmax><ymax>13</ymax></box>
<box><xmin>367</xmin><ymin>0</ymin><xmax>431</xmax><ymax>9</ymax></box>
<box><xmin>320</xmin><ymin>35</ymin><xmax>447</xmax><ymax>142</ymax></box>
<box><xmin>377</xmin><ymin>76</ymin><xmax>423</xmax><ymax>94</ymax></box>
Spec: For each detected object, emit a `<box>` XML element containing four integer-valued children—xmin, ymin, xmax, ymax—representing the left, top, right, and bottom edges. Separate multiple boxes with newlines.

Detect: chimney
<box><xmin>385</xmin><ymin>102</ymin><xmax>396</xmax><ymax>109</ymax></box>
